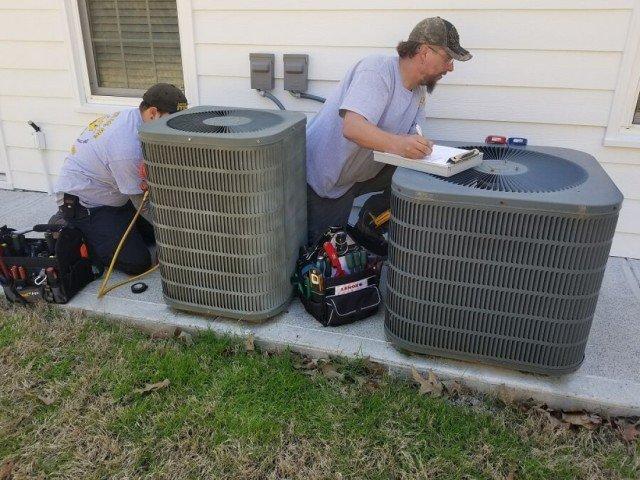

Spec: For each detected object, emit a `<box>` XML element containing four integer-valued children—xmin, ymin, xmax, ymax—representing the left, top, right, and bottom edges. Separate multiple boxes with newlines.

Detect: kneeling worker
<box><xmin>53</xmin><ymin>83</ymin><xmax>188</xmax><ymax>274</ymax></box>
<box><xmin>306</xmin><ymin>17</ymin><xmax>472</xmax><ymax>242</ymax></box>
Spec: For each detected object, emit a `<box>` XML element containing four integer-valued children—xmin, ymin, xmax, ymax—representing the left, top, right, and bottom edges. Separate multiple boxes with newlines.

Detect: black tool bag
<box><xmin>0</xmin><ymin>225</ymin><xmax>102</xmax><ymax>305</ymax></box>
<box><xmin>291</xmin><ymin>229</ymin><xmax>383</xmax><ymax>327</ymax></box>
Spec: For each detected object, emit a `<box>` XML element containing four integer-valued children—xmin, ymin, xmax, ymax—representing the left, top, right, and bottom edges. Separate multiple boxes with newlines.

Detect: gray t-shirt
<box><xmin>54</xmin><ymin>108</ymin><xmax>144</xmax><ymax>208</ymax></box>
<box><xmin>306</xmin><ymin>55</ymin><xmax>427</xmax><ymax>199</ymax></box>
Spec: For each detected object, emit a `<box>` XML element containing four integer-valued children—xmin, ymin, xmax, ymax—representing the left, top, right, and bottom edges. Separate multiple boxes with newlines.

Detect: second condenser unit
<box><xmin>139</xmin><ymin>106</ymin><xmax>307</xmax><ymax>321</ymax></box>
<box><xmin>385</xmin><ymin>144</ymin><xmax>623</xmax><ymax>375</ymax></box>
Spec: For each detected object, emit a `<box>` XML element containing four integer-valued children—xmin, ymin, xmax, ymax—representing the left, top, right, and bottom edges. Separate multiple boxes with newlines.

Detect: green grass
<box><xmin>0</xmin><ymin>302</ymin><xmax>638</xmax><ymax>479</ymax></box>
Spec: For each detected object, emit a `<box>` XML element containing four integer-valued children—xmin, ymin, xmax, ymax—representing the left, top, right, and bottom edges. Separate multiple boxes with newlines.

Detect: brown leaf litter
<box><xmin>0</xmin><ymin>460</ymin><xmax>14</xmax><ymax>480</ymax></box>
<box><xmin>245</xmin><ymin>333</ymin><xmax>255</xmax><ymax>352</ymax></box>
<box><xmin>133</xmin><ymin>378</ymin><xmax>170</xmax><ymax>395</ymax></box>
<box><xmin>561</xmin><ymin>411</ymin><xmax>603</xmax><ymax>430</ymax></box>
<box><xmin>363</xmin><ymin>357</ymin><xmax>387</xmax><ymax>376</ymax></box>
<box><xmin>411</xmin><ymin>367</ymin><xmax>443</xmax><ymax>397</ymax></box>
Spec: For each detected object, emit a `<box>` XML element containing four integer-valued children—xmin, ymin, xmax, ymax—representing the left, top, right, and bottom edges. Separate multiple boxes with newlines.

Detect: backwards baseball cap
<box><xmin>408</xmin><ymin>17</ymin><xmax>472</xmax><ymax>62</ymax></box>
<box><xmin>142</xmin><ymin>83</ymin><xmax>188</xmax><ymax>114</ymax></box>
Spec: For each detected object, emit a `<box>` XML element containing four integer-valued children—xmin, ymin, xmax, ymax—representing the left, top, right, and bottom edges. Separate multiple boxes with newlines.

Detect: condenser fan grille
<box><xmin>438</xmin><ymin>145</ymin><xmax>588</xmax><ymax>193</ymax></box>
<box><xmin>166</xmin><ymin>109</ymin><xmax>283</xmax><ymax>134</ymax></box>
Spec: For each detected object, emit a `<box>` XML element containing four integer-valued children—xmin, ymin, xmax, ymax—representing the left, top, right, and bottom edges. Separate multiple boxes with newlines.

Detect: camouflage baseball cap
<box><xmin>408</xmin><ymin>17</ymin><xmax>472</xmax><ymax>62</ymax></box>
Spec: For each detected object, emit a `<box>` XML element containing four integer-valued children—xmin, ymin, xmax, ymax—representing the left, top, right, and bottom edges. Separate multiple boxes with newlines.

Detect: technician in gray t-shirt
<box><xmin>53</xmin><ymin>83</ymin><xmax>187</xmax><ymax>275</ymax></box>
<box><xmin>306</xmin><ymin>17</ymin><xmax>472</xmax><ymax>242</ymax></box>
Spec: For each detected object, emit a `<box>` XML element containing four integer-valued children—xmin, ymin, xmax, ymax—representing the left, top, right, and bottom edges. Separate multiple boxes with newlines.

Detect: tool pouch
<box><xmin>291</xmin><ymin>236</ymin><xmax>383</xmax><ymax>328</ymax></box>
<box><xmin>1</xmin><ymin>225</ymin><xmax>102</xmax><ymax>305</ymax></box>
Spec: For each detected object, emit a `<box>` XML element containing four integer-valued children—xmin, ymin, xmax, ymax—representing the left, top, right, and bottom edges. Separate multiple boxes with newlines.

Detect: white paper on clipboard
<box><xmin>373</xmin><ymin>145</ymin><xmax>483</xmax><ymax>177</ymax></box>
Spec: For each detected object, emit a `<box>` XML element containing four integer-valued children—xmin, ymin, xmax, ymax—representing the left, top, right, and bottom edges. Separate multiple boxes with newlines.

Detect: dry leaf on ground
<box><xmin>0</xmin><ymin>460</ymin><xmax>14</xmax><ymax>480</ymax></box>
<box><xmin>497</xmin><ymin>385</ymin><xmax>517</xmax><ymax>405</ymax></box>
<box><xmin>443</xmin><ymin>379</ymin><xmax>463</xmax><ymax>396</ymax></box>
<box><xmin>176</xmin><ymin>330</ymin><xmax>193</xmax><ymax>346</ymax></box>
<box><xmin>302</xmin><ymin>369</ymin><xmax>319</xmax><ymax>378</ymax></box>
<box><xmin>36</xmin><ymin>395</ymin><xmax>55</xmax><ymax>406</ymax></box>
<box><xmin>245</xmin><ymin>334</ymin><xmax>255</xmax><ymax>352</ymax></box>
<box><xmin>532</xmin><ymin>406</ymin><xmax>565</xmax><ymax>429</ymax></box>
<box><xmin>411</xmin><ymin>367</ymin><xmax>443</xmax><ymax>397</ymax></box>
<box><xmin>134</xmin><ymin>379</ymin><xmax>170</xmax><ymax>395</ymax></box>
<box><xmin>150</xmin><ymin>328</ymin><xmax>174</xmax><ymax>339</ymax></box>
<box><xmin>293</xmin><ymin>356</ymin><xmax>318</xmax><ymax>371</ymax></box>
<box><xmin>362</xmin><ymin>378</ymin><xmax>381</xmax><ymax>393</ymax></box>
<box><xmin>319</xmin><ymin>361</ymin><xmax>344</xmax><ymax>381</ymax></box>
<box><xmin>363</xmin><ymin>357</ymin><xmax>387</xmax><ymax>376</ymax></box>
<box><xmin>620</xmin><ymin>422</ymin><xmax>640</xmax><ymax>442</ymax></box>
<box><xmin>561</xmin><ymin>411</ymin><xmax>602</xmax><ymax>429</ymax></box>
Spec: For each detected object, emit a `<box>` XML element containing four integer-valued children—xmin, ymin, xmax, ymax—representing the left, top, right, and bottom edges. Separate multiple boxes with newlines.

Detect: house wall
<box><xmin>0</xmin><ymin>0</ymin><xmax>638</xmax><ymax>257</ymax></box>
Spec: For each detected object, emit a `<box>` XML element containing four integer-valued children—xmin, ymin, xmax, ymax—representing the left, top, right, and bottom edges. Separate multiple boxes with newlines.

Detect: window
<box><xmin>77</xmin><ymin>0</ymin><xmax>184</xmax><ymax>97</ymax></box>
<box><xmin>634</xmin><ymin>94</ymin><xmax>640</xmax><ymax>125</ymax></box>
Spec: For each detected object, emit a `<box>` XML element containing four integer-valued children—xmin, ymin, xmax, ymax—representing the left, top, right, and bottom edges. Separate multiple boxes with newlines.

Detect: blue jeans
<box><xmin>66</xmin><ymin>201</ymin><xmax>154</xmax><ymax>275</ymax></box>
<box><xmin>306</xmin><ymin>165</ymin><xmax>395</xmax><ymax>244</ymax></box>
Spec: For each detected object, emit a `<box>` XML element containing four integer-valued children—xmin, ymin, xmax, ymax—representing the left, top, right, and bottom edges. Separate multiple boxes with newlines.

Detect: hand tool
<box><xmin>345</xmin><ymin>252</ymin><xmax>355</xmax><ymax>273</ymax></box>
<box><xmin>11</xmin><ymin>234</ymin><xmax>26</xmax><ymax>256</ymax></box>
<box><xmin>485</xmin><ymin>135</ymin><xmax>507</xmax><ymax>144</ymax></box>
<box><xmin>334</xmin><ymin>232</ymin><xmax>348</xmax><ymax>255</ymax></box>
<box><xmin>359</xmin><ymin>250</ymin><xmax>368</xmax><ymax>271</ymax></box>
<box><xmin>0</xmin><ymin>246</ymin><xmax>12</xmax><ymax>280</ymax></box>
<box><xmin>18</xmin><ymin>266</ymin><xmax>27</xmax><ymax>287</ymax></box>
<box><xmin>507</xmin><ymin>137</ymin><xmax>528</xmax><ymax>146</ymax></box>
<box><xmin>323</xmin><ymin>241</ymin><xmax>345</xmax><ymax>277</ymax></box>
<box><xmin>309</xmin><ymin>269</ymin><xmax>324</xmax><ymax>293</ymax></box>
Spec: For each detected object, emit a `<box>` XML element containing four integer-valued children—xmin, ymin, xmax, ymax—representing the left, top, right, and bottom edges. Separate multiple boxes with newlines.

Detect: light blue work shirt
<box><xmin>306</xmin><ymin>55</ymin><xmax>427</xmax><ymax>199</ymax></box>
<box><xmin>55</xmin><ymin>108</ymin><xmax>144</xmax><ymax>208</ymax></box>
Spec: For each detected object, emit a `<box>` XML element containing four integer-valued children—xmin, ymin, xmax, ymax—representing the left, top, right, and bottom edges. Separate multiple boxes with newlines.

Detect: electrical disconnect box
<box><xmin>283</xmin><ymin>54</ymin><xmax>309</xmax><ymax>92</ymax></box>
<box><xmin>249</xmin><ymin>53</ymin><xmax>275</xmax><ymax>91</ymax></box>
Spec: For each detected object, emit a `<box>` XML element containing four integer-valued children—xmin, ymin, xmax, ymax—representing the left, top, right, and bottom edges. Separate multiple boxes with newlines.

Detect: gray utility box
<box><xmin>385</xmin><ymin>144</ymin><xmax>623</xmax><ymax>375</ymax></box>
<box><xmin>249</xmin><ymin>53</ymin><xmax>275</xmax><ymax>91</ymax></box>
<box><xmin>139</xmin><ymin>106</ymin><xmax>307</xmax><ymax>321</ymax></box>
<box><xmin>283</xmin><ymin>54</ymin><xmax>309</xmax><ymax>92</ymax></box>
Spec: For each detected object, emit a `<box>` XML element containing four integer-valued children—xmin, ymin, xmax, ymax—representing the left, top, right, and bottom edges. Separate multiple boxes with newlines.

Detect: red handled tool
<box><xmin>0</xmin><ymin>246</ymin><xmax>12</xmax><ymax>280</ymax></box>
<box><xmin>323</xmin><ymin>241</ymin><xmax>345</xmax><ymax>277</ymax></box>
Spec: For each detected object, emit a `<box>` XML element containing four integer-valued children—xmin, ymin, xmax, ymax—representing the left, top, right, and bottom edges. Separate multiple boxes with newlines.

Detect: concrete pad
<box><xmin>1</xmin><ymin>190</ymin><xmax>640</xmax><ymax>417</ymax></box>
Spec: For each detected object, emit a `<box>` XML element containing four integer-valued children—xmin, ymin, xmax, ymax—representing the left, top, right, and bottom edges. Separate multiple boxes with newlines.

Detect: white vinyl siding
<box><xmin>0</xmin><ymin>0</ymin><xmax>639</xmax><ymax>257</ymax></box>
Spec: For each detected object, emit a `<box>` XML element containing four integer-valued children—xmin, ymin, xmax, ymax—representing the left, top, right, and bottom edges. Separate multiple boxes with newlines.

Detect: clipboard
<box><xmin>373</xmin><ymin>145</ymin><xmax>483</xmax><ymax>177</ymax></box>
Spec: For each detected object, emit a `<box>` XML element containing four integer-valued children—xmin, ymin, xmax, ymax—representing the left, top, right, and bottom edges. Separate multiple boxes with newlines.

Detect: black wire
<box><xmin>259</xmin><ymin>90</ymin><xmax>286</xmax><ymax>110</ymax></box>
<box><xmin>296</xmin><ymin>92</ymin><xmax>326</xmax><ymax>103</ymax></box>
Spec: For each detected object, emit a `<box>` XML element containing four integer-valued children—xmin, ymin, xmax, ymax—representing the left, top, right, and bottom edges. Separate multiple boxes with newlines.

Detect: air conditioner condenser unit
<box><xmin>385</xmin><ymin>144</ymin><xmax>623</xmax><ymax>375</ymax></box>
<box><xmin>139</xmin><ymin>106</ymin><xmax>307</xmax><ymax>321</ymax></box>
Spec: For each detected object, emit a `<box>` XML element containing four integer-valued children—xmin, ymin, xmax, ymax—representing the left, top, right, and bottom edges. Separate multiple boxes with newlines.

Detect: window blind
<box><xmin>83</xmin><ymin>0</ymin><xmax>183</xmax><ymax>93</ymax></box>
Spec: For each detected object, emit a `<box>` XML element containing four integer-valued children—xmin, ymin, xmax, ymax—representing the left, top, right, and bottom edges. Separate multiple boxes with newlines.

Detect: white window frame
<box><xmin>62</xmin><ymin>0</ymin><xmax>199</xmax><ymax>115</ymax></box>
<box><xmin>0</xmin><ymin>124</ymin><xmax>13</xmax><ymax>190</ymax></box>
<box><xmin>605</xmin><ymin>4</ymin><xmax>640</xmax><ymax>148</ymax></box>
